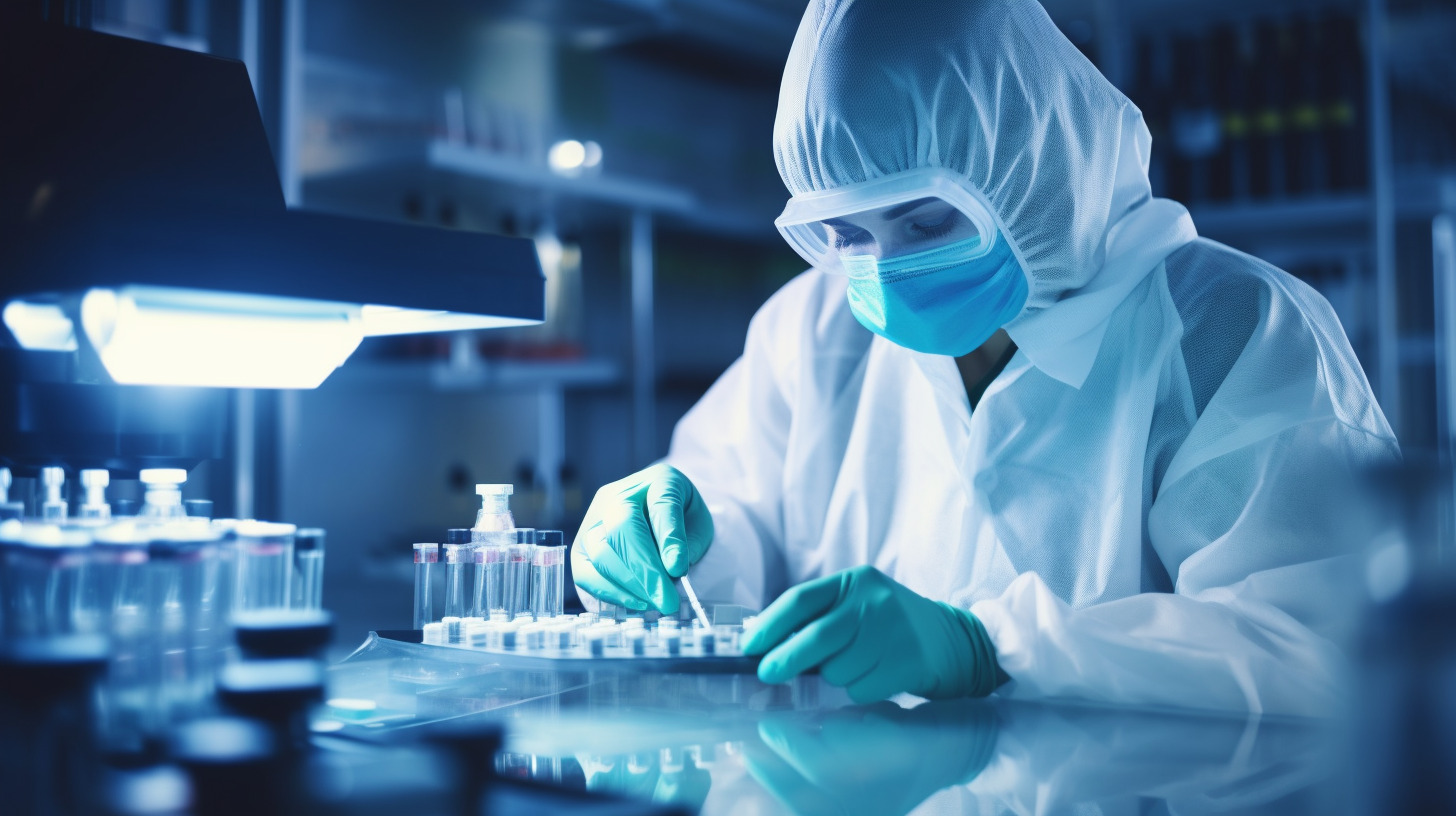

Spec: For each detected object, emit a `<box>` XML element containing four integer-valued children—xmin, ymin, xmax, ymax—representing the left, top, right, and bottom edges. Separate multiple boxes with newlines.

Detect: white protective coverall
<box><xmin>665</xmin><ymin>0</ymin><xmax>1399</xmax><ymax>716</ymax></box>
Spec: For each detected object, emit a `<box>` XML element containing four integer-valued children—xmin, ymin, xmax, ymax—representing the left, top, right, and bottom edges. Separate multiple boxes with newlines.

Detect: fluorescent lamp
<box><xmin>81</xmin><ymin>286</ymin><xmax>364</xmax><ymax>389</ymax></box>
<box><xmin>4</xmin><ymin>287</ymin><xmax>540</xmax><ymax>389</ymax></box>
<box><xmin>3</xmin><ymin>300</ymin><xmax>78</xmax><ymax>351</ymax></box>
<box><xmin>357</xmin><ymin>305</ymin><xmax>536</xmax><ymax>337</ymax></box>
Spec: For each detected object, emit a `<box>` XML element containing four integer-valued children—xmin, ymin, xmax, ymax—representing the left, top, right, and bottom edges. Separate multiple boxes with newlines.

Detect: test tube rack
<box><xmin>384</xmin><ymin>611</ymin><xmax>762</xmax><ymax>675</ymax></box>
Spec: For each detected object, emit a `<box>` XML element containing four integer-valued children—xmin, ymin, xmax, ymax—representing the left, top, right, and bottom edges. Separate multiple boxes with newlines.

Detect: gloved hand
<box><xmin>742</xmin><ymin>566</ymin><xmax>1001</xmax><ymax>703</ymax></box>
<box><xmin>571</xmin><ymin>463</ymin><xmax>714</xmax><ymax>614</ymax></box>
<box><xmin>742</xmin><ymin>699</ymin><xmax>999</xmax><ymax>816</ymax></box>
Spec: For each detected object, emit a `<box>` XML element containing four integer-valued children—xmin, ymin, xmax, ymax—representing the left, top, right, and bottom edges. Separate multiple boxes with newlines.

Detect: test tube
<box><xmin>443</xmin><ymin>529</ymin><xmax>474</xmax><ymax>614</ymax></box>
<box><xmin>206</xmin><ymin>521</ymin><xmax>239</xmax><ymax>645</ymax></box>
<box><xmin>2</xmin><ymin>520</ymin><xmax>31</xmax><ymax>637</ymax></box>
<box><xmin>530</xmin><ymin>530</ymin><xmax>566</xmax><ymax>620</ymax></box>
<box><xmin>2</xmin><ymin>522</ymin><xmax>88</xmax><ymax>638</ymax></box>
<box><xmin>291</xmin><ymin>528</ymin><xmax>325</xmax><ymax>610</ymax></box>
<box><xmin>443</xmin><ymin>543</ymin><xmax>468</xmax><ymax>620</ymax></box>
<box><xmin>505</xmin><ymin>528</ymin><xmax>535</xmax><ymax>617</ymax></box>
<box><xmin>77</xmin><ymin>469</ymin><xmax>111</xmax><ymax>520</ymax></box>
<box><xmin>91</xmin><ymin>522</ymin><xmax>150</xmax><ymax>753</ymax></box>
<box><xmin>72</xmin><ymin>533</ymin><xmax>111</xmax><ymax>637</ymax></box>
<box><xmin>474</xmin><ymin>544</ymin><xmax>504</xmax><ymax>615</ymax></box>
<box><xmin>146</xmin><ymin>526</ymin><xmax>217</xmax><ymax>732</ymax></box>
<box><xmin>413</xmin><ymin>543</ymin><xmax>438</xmax><ymax>629</ymax></box>
<box><xmin>31</xmin><ymin>524</ymin><xmax>96</xmax><ymax>637</ymax></box>
<box><xmin>89</xmin><ymin>523</ymin><xmax>147</xmax><ymax>617</ymax></box>
<box><xmin>40</xmin><ymin>466</ymin><xmax>68</xmax><ymax>521</ymax></box>
<box><xmin>233</xmin><ymin>521</ymin><xmax>295</xmax><ymax>611</ymax></box>
<box><xmin>195</xmin><ymin>526</ymin><xmax>236</xmax><ymax>678</ymax></box>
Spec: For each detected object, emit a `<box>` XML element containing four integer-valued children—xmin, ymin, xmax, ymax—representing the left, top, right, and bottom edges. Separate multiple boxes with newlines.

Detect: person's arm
<box><xmin>660</xmin><ymin>276</ymin><xmax>821</xmax><ymax>609</ymax></box>
<box><xmin>576</xmin><ymin>270</ymin><xmax>851</xmax><ymax>612</ymax></box>
<box><xmin>973</xmin><ymin>283</ymin><xmax>1399</xmax><ymax>716</ymax></box>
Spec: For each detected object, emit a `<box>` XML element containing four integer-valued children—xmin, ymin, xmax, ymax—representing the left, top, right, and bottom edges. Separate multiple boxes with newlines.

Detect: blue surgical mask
<box><xmin>842</xmin><ymin>233</ymin><xmax>1028</xmax><ymax>356</ymax></box>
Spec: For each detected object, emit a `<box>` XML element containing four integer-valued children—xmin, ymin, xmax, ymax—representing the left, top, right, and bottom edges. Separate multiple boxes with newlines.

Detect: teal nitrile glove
<box><xmin>571</xmin><ymin>463</ymin><xmax>714</xmax><ymax>614</ymax></box>
<box><xmin>741</xmin><ymin>699</ymin><xmax>999</xmax><ymax>816</ymax></box>
<box><xmin>742</xmin><ymin>566</ymin><xmax>1000</xmax><ymax>704</ymax></box>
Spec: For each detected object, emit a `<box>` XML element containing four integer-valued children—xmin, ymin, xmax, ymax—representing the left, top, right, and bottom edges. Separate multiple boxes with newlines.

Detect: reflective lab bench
<box><xmin>316</xmin><ymin>631</ymin><xmax>1352</xmax><ymax>816</ymax></box>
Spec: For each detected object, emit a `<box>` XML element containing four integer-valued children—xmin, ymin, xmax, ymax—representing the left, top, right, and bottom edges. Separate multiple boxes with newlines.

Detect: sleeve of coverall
<box><xmin>972</xmin><ymin>279</ymin><xmax>1399</xmax><ymax>717</ymax></box>
<box><xmin>661</xmin><ymin>275</ymin><xmax>815</xmax><ymax>610</ymax></box>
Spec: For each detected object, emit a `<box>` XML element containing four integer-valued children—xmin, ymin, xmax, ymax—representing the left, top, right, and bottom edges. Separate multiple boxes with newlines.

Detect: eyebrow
<box><xmin>881</xmin><ymin>197</ymin><xmax>942</xmax><ymax>220</ymax></box>
<box><xmin>823</xmin><ymin>197</ymin><xmax>944</xmax><ymax>230</ymax></box>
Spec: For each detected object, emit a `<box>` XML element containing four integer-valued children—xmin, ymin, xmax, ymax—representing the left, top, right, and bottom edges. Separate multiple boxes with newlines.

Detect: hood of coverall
<box><xmin>773</xmin><ymin>0</ymin><xmax>1197</xmax><ymax>387</ymax></box>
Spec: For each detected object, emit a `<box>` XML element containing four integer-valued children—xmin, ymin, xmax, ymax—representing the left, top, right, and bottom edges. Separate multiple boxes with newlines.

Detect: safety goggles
<box><xmin>774</xmin><ymin>166</ymin><xmax>1000</xmax><ymax>275</ymax></box>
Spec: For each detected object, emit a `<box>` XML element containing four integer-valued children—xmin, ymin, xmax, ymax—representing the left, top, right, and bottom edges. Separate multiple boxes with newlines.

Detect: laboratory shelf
<box><xmin>427</xmin><ymin>140</ymin><xmax>783</xmax><ymax>239</ymax></box>
<box><xmin>301</xmin><ymin>141</ymin><xmax>779</xmax><ymax>241</ymax></box>
<box><xmin>1188</xmin><ymin>194</ymin><xmax>1372</xmax><ymax>244</ymax></box>
<box><xmin>1187</xmin><ymin>175</ymin><xmax>1453</xmax><ymax>242</ymax></box>
<box><xmin>329</xmin><ymin>357</ymin><xmax>621</xmax><ymax>392</ymax></box>
<box><xmin>1042</xmin><ymin>0</ymin><xmax>1366</xmax><ymax>29</ymax></box>
<box><xmin>428</xmin><ymin>140</ymin><xmax>694</xmax><ymax>213</ymax></box>
<box><xmin>1399</xmin><ymin>333</ymin><xmax>1437</xmax><ymax>367</ymax></box>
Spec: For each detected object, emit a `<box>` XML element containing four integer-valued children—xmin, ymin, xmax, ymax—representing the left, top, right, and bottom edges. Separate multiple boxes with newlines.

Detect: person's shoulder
<box><xmin>754</xmin><ymin>268</ymin><xmax>848</xmax><ymax>324</ymax></box>
<box><xmin>749</xmin><ymin>269</ymin><xmax>865</xmax><ymax>352</ymax></box>
<box><xmin>1164</xmin><ymin>238</ymin><xmax>1335</xmax><ymax>340</ymax></box>
<box><xmin>1164</xmin><ymin>238</ymin><xmax>1381</xmax><ymax>428</ymax></box>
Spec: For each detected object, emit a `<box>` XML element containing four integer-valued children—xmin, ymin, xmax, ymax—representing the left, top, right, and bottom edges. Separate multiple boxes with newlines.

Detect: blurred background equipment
<box><xmin>1353</xmin><ymin>454</ymin><xmax>1456</xmax><ymax>814</ymax></box>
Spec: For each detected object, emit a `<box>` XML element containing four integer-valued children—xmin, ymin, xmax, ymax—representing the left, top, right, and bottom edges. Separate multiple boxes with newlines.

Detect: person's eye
<box><xmin>829</xmin><ymin>226</ymin><xmax>872</xmax><ymax>251</ymax></box>
<box><xmin>908</xmin><ymin>209</ymin><xmax>962</xmax><ymax>240</ymax></box>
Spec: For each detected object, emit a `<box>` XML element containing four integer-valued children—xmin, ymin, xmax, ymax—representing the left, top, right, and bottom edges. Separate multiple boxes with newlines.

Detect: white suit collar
<box><xmin>1004</xmin><ymin>198</ymin><xmax>1196</xmax><ymax>389</ymax></box>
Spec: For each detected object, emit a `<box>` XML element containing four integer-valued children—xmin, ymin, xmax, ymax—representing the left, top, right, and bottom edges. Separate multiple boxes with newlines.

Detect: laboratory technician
<box><xmin>572</xmin><ymin>0</ymin><xmax>1399</xmax><ymax>715</ymax></box>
